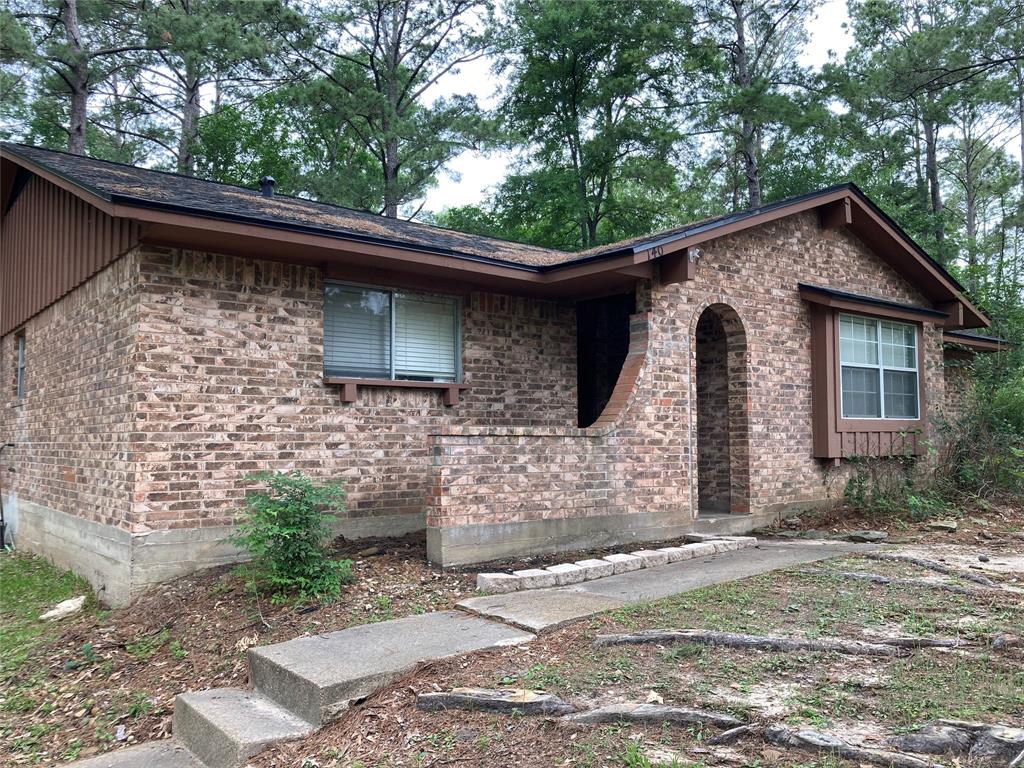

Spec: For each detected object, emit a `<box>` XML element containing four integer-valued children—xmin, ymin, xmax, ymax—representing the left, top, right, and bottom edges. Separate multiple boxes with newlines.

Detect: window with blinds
<box><xmin>323</xmin><ymin>283</ymin><xmax>460</xmax><ymax>382</ymax></box>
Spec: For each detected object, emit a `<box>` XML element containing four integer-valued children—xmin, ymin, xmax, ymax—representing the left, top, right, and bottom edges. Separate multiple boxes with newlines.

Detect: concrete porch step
<box><xmin>248</xmin><ymin>610</ymin><xmax>534</xmax><ymax>727</ymax></box>
<box><xmin>173</xmin><ymin>688</ymin><xmax>313</xmax><ymax>768</ymax></box>
<box><xmin>63</xmin><ymin>741</ymin><xmax>203</xmax><ymax>768</ymax></box>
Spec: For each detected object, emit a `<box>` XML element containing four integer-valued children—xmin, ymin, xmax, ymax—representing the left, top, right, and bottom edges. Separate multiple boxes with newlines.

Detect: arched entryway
<box><xmin>694</xmin><ymin>303</ymin><xmax>751</xmax><ymax>515</ymax></box>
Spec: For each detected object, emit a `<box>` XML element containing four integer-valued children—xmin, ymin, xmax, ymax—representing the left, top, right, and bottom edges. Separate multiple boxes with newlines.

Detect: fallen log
<box><xmin>798</xmin><ymin>568</ymin><xmax>988</xmax><ymax>597</ymax></box>
<box><xmin>864</xmin><ymin>553</ymin><xmax>1001</xmax><ymax>588</ymax></box>
<box><xmin>765</xmin><ymin>723</ymin><xmax>944</xmax><ymax>768</ymax></box>
<box><xmin>594</xmin><ymin>629</ymin><xmax>906</xmax><ymax>657</ymax></box>
<box><xmin>562</xmin><ymin>702</ymin><xmax>743</xmax><ymax>729</ymax></box>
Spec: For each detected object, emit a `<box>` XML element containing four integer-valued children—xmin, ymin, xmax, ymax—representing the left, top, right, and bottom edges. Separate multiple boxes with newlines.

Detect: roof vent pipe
<box><xmin>259</xmin><ymin>176</ymin><xmax>276</xmax><ymax>197</ymax></box>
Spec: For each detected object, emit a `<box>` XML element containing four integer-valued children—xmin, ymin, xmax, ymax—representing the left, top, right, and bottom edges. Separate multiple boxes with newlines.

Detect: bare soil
<box><xmin>4</xmin><ymin>503</ymin><xmax>1022</xmax><ymax>766</ymax></box>
<box><xmin>0</xmin><ymin>534</ymin><xmax>473</xmax><ymax>765</ymax></box>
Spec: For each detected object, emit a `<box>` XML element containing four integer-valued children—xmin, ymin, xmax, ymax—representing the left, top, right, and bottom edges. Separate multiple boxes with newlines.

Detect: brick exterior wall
<box><xmin>427</xmin><ymin>211</ymin><xmax>949</xmax><ymax>558</ymax></box>
<box><xmin>2</xmin><ymin>208</ymin><xmax>965</xmax><ymax>580</ymax></box>
<box><xmin>0</xmin><ymin>256</ymin><xmax>138</xmax><ymax>529</ymax></box>
<box><xmin>128</xmin><ymin>247</ymin><xmax>577</xmax><ymax>534</ymax></box>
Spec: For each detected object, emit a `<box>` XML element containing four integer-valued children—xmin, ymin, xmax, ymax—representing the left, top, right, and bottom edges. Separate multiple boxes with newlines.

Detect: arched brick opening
<box><xmin>694</xmin><ymin>303</ymin><xmax>751</xmax><ymax>515</ymax></box>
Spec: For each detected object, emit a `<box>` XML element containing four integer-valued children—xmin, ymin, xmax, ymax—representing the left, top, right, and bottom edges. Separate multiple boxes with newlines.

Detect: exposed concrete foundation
<box><xmin>427</xmin><ymin>509</ymin><xmax>699</xmax><ymax>567</ymax></box>
<box><xmin>8</xmin><ymin>498</ymin><xmax>426</xmax><ymax>606</ymax></box>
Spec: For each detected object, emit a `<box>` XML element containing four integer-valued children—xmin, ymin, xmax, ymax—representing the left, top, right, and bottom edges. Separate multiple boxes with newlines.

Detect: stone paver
<box><xmin>460</xmin><ymin>542</ymin><xmax>869</xmax><ymax>632</ymax></box>
<box><xmin>248</xmin><ymin>610</ymin><xmax>533</xmax><ymax>726</ymax></box>
<box><xmin>580</xmin><ymin>541</ymin><xmax>867</xmax><ymax>603</ymax></box>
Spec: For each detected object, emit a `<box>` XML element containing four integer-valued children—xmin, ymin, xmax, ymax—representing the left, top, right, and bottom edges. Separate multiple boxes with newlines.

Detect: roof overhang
<box><xmin>798</xmin><ymin>283</ymin><xmax>949</xmax><ymax>324</ymax></box>
<box><xmin>0</xmin><ymin>146</ymin><xmax>990</xmax><ymax>325</ymax></box>
<box><xmin>943</xmin><ymin>330</ymin><xmax>1011</xmax><ymax>353</ymax></box>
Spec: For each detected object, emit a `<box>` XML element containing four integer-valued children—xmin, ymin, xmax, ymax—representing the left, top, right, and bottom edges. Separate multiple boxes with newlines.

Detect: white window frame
<box><xmin>838</xmin><ymin>313</ymin><xmax>920</xmax><ymax>421</ymax></box>
<box><xmin>324</xmin><ymin>281</ymin><xmax>462</xmax><ymax>382</ymax></box>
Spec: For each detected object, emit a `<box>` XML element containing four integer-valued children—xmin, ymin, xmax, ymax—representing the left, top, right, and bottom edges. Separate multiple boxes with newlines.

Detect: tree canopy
<box><xmin>2</xmin><ymin>0</ymin><xmax>1022</xmax><ymax>357</ymax></box>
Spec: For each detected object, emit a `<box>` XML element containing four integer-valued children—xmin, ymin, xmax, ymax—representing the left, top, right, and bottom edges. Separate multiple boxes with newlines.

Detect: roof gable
<box><xmin>1</xmin><ymin>142</ymin><xmax>988</xmax><ymax>328</ymax></box>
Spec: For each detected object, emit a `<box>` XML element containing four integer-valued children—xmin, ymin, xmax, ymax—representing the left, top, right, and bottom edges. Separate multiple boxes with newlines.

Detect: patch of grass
<box><xmin>125</xmin><ymin>628</ymin><xmax>171</xmax><ymax>660</ymax></box>
<box><xmin>0</xmin><ymin>552</ymin><xmax>95</xmax><ymax>675</ymax></box>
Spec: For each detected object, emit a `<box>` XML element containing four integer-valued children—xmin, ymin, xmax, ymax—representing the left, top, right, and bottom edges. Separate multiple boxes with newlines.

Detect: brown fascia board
<box><xmin>942</xmin><ymin>331</ymin><xmax>1011</xmax><ymax>352</ymax></box>
<box><xmin>556</xmin><ymin>185</ymin><xmax>988</xmax><ymax>329</ymax></box>
<box><xmin>0</xmin><ymin>147</ymin><xmax>990</xmax><ymax>324</ymax></box>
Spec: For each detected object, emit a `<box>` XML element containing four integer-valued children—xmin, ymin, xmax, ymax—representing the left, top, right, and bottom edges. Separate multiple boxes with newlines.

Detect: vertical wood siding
<box><xmin>1</xmin><ymin>175</ymin><xmax>141</xmax><ymax>336</ymax></box>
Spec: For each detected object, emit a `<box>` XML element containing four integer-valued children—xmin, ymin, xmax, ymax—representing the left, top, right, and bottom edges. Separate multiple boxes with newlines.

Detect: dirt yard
<box><xmin>0</xmin><ymin>534</ymin><xmax>474</xmax><ymax>765</ymax></box>
<box><xmin>1</xmin><ymin>502</ymin><xmax>1021</xmax><ymax>766</ymax></box>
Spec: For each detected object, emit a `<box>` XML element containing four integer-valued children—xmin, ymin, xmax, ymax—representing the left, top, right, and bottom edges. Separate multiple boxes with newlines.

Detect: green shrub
<box><xmin>940</xmin><ymin>374</ymin><xmax>1024</xmax><ymax>498</ymax></box>
<box><xmin>232</xmin><ymin>471</ymin><xmax>352</xmax><ymax>603</ymax></box>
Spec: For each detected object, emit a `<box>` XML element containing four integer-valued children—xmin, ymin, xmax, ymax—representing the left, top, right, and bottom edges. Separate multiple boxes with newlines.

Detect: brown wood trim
<box><xmin>935</xmin><ymin>301</ymin><xmax>964</xmax><ymax>327</ymax></box>
<box><xmin>658</xmin><ymin>249</ymin><xmax>695</xmax><ymax>285</ymax></box>
<box><xmin>942</xmin><ymin>331</ymin><xmax>1008</xmax><ymax>352</ymax></box>
<box><xmin>324</xmin><ymin>377</ymin><xmax>470</xmax><ymax>406</ymax></box>
<box><xmin>819</xmin><ymin>198</ymin><xmax>852</xmax><ymax>229</ymax></box>
<box><xmin>800</xmin><ymin>286</ymin><xmax>947</xmax><ymax>324</ymax></box>
<box><xmin>810</xmin><ymin>304</ymin><xmax>927</xmax><ymax>459</ymax></box>
<box><xmin>2</xmin><ymin>144</ymin><xmax>987</xmax><ymax>329</ymax></box>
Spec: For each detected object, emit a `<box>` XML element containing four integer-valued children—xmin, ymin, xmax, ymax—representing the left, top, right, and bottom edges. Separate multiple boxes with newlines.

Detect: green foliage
<box><xmin>495</xmin><ymin>0</ymin><xmax>705</xmax><ymax>249</ymax></box>
<box><xmin>0</xmin><ymin>552</ymin><xmax>96</xmax><ymax>676</ymax></box>
<box><xmin>232</xmin><ymin>471</ymin><xmax>353</xmax><ymax>604</ymax></box>
<box><xmin>939</xmin><ymin>372</ymin><xmax>1024</xmax><ymax>498</ymax></box>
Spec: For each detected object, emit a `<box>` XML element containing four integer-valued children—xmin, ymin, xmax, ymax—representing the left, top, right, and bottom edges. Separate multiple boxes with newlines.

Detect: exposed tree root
<box><xmin>594</xmin><ymin>629</ymin><xmax>907</xmax><ymax>657</ymax></box>
<box><xmin>864</xmin><ymin>553</ymin><xmax>1002</xmax><ymax>588</ymax></box>
<box><xmin>798</xmin><ymin>568</ymin><xmax>989</xmax><ymax>596</ymax></box>
<box><xmin>765</xmin><ymin>723</ymin><xmax>945</xmax><ymax>768</ymax></box>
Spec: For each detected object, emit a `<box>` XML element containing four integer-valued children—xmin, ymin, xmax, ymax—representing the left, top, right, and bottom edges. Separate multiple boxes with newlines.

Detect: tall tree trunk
<box><xmin>1015</xmin><ymin>64</ymin><xmax>1024</xmax><ymax>201</ymax></box>
<box><xmin>922</xmin><ymin>115</ymin><xmax>944</xmax><ymax>246</ymax></box>
<box><xmin>731</xmin><ymin>0</ymin><xmax>760</xmax><ymax>208</ymax></box>
<box><xmin>383</xmin><ymin>138</ymin><xmax>400</xmax><ymax>218</ymax></box>
<box><xmin>63</xmin><ymin>0</ymin><xmax>88</xmax><ymax>155</ymax></box>
<box><xmin>177</xmin><ymin>59</ymin><xmax>201</xmax><ymax>175</ymax></box>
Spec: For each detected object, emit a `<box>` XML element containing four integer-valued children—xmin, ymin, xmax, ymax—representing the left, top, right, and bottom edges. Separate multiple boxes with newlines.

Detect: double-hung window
<box><xmin>324</xmin><ymin>283</ymin><xmax>460</xmax><ymax>382</ymax></box>
<box><xmin>839</xmin><ymin>314</ymin><xmax>919</xmax><ymax>419</ymax></box>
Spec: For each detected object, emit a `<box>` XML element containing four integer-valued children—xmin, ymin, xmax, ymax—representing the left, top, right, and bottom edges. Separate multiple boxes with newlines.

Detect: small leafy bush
<box><xmin>232</xmin><ymin>471</ymin><xmax>352</xmax><ymax>603</ymax></box>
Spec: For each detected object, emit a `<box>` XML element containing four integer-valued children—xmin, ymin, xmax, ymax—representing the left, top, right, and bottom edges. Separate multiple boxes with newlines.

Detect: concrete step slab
<box><xmin>67</xmin><ymin>741</ymin><xmax>203</xmax><ymax>768</ymax></box>
<box><xmin>248</xmin><ymin>611</ymin><xmax>534</xmax><ymax>726</ymax></box>
<box><xmin>458</xmin><ymin>588</ymin><xmax>627</xmax><ymax>633</ymax></box>
<box><xmin>173</xmin><ymin>688</ymin><xmax>313</xmax><ymax>768</ymax></box>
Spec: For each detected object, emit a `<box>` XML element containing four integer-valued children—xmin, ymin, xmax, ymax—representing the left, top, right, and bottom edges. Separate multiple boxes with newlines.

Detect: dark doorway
<box><xmin>695</xmin><ymin>303</ymin><xmax>750</xmax><ymax>515</ymax></box>
<box><xmin>577</xmin><ymin>292</ymin><xmax>635</xmax><ymax>427</ymax></box>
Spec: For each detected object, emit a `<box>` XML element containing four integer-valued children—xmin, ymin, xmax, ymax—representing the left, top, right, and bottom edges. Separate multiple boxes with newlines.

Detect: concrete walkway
<box><xmin>458</xmin><ymin>540</ymin><xmax>864</xmax><ymax>632</ymax></box>
<box><xmin>69</xmin><ymin>539</ymin><xmax>869</xmax><ymax>768</ymax></box>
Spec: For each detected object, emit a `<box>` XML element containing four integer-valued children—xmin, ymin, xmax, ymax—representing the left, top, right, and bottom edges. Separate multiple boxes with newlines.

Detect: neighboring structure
<box><xmin>0</xmin><ymin>143</ymin><xmax>1006</xmax><ymax>604</ymax></box>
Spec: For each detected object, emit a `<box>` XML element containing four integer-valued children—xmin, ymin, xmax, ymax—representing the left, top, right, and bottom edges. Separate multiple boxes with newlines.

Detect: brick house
<box><xmin>0</xmin><ymin>143</ymin><xmax>1003</xmax><ymax>605</ymax></box>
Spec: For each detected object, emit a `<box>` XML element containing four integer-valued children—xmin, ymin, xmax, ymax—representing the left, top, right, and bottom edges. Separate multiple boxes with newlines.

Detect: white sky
<box><xmin>420</xmin><ymin>0</ymin><xmax>853</xmax><ymax>213</ymax></box>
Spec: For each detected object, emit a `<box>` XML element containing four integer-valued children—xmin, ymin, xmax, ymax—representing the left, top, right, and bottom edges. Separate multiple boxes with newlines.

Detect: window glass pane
<box><xmin>394</xmin><ymin>293</ymin><xmax>458</xmax><ymax>381</ymax></box>
<box><xmin>884</xmin><ymin>370</ymin><xmax>919</xmax><ymax>418</ymax></box>
<box><xmin>839</xmin><ymin>315</ymin><xmax>878</xmax><ymax>365</ymax></box>
<box><xmin>841</xmin><ymin>365</ymin><xmax>881</xmax><ymax>418</ymax></box>
<box><xmin>324</xmin><ymin>284</ymin><xmax>391</xmax><ymax>378</ymax></box>
<box><xmin>16</xmin><ymin>335</ymin><xmax>25</xmax><ymax>399</ymax></box>
<box><xmin>880</xmin><ymin>320</ymin><xmax>917</xmax><ymax>369</ymax></box>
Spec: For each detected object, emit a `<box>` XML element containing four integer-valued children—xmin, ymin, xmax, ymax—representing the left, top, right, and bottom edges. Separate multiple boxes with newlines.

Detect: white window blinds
<box><xmin>324</xmin><ymin>285</ymin><xmax>391</xmax><ymax>378</ymax></box>
<box><xmin>324</xmin><ymin>283</ymin><xmax>459</xmax><ymax>382</ymax></box>
<box><xmin>394</xmin><ymin>293</ymin><xmax>458</xmax><ymax>380</ymax></box>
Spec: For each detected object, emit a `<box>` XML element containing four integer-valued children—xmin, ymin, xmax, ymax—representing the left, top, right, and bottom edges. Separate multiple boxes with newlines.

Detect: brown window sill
<box><xmin>324</xmin><ymin>377</ymin><xmax>469</xmax><ymax>406</ymax></box>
